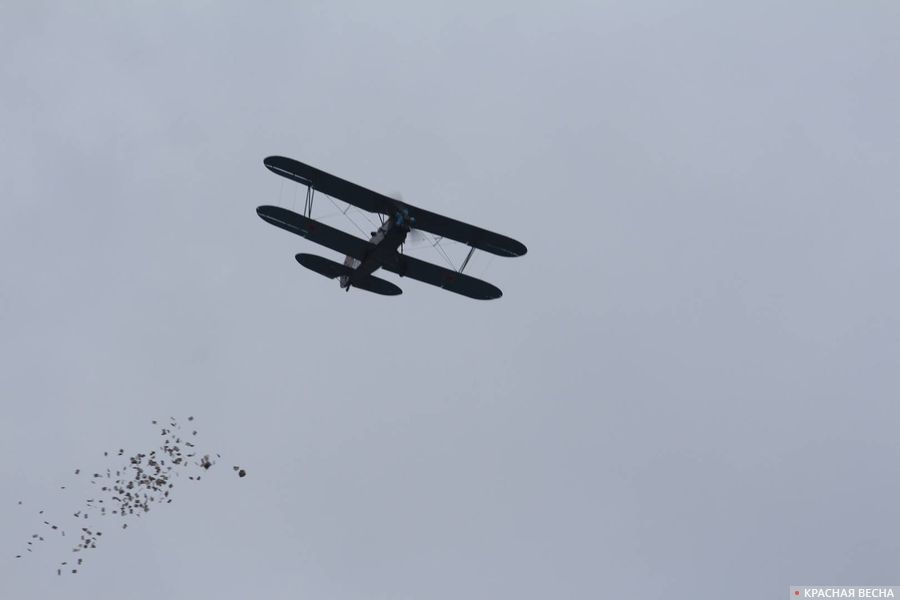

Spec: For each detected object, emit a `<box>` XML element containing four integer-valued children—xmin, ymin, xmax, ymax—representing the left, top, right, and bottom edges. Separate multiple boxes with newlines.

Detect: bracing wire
<box><xmin>311</xmin><ymin>210</ymin><xmax>345</xmax><ymax>222</ymax></box>
<box><xmin>354</xmin><ymin>208</ymin><xmax>379</xmax><ymax>230</ymax></box>
<box><xmin>403</xmin><ymin>231</ymin><xmax>457</xmax><ymax>270</ymax></box>
<box><xmin>434</xmin><ymin>241</ymin><xmax>456</xmax><ymax>270</ymax></box>
<box><xmin>298</xmin><ymin>189</ymin><xmax>469</xmax><ymax>273</ymax></box>
<box><xmin>325</xmin><ymin>196</ymin><xmax>370</xmax><ymax>239</ymax></box>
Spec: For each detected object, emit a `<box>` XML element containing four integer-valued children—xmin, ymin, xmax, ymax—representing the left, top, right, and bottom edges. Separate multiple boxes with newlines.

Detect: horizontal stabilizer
<box><xmin>295</xmin><ymin>253</ymin><xmax>350</xmax><ymax>279</ymax></box>
<box><xmin>350</xmin><ymin>274</ymin><xmax>402</xmax><ymax>296</ymax></box>
<box><xmin>295</xmin><ymin>253</ymin><xmax>402</xmax><ymax>296</ymax></box>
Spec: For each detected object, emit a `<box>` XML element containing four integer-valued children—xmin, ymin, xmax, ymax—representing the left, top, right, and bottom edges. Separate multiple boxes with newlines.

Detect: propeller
<box><xmin>388</xmin><ymin>192</ymin><xmax>426</xmax><ymax>251</ymax></box>
<box><xmin>407</xmin><ymin>226</ymin><xmax>427</xmax><ymax>245</ymax></box>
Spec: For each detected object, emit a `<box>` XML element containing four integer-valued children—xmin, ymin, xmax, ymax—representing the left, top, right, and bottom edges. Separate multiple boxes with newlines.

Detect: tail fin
<box><xmin>295</xmin><ymin>254</ymin><xmax>402</xmax><ymax>296</ymax></box>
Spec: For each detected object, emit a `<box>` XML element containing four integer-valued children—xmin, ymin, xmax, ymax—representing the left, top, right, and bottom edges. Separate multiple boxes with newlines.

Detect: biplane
<box><xmin>256</xmin><ymin>156</ymin><xmax>526</xmax><ymax>300</ymax></box>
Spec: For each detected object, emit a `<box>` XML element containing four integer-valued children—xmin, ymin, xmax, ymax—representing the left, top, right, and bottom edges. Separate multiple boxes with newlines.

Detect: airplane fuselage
<box><xmin>340</xmin><ymin>214</ymin><xmax>408</xmax><ymax>289</ymax></box>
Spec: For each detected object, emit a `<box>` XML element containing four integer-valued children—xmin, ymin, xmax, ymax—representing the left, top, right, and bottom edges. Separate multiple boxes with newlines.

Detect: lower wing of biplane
<box><xmin>256</xmin><ymin>157</ymin><xmax>526</xmax><ymax>300</ymax></box>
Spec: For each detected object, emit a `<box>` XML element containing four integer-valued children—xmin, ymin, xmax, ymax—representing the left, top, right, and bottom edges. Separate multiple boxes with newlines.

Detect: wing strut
<box><xmin>459</xmin><ymin>247</ymin><xmax>475</xmax><ymax>273</ymax></box>
<box><xmin>303</xmin><ymin>186</ymin><xmax>315</xmax><ymax>218</ymax></box>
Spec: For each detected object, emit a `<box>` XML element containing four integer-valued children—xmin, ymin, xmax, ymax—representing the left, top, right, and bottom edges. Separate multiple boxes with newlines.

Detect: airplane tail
<box><xmin>295</xmin><ymin>254</ymin><xmax>402</xmax><ymax>296</ymax></box>
<box><xmin>296</xmin><ymin>253</ymin><xmax>350</xmax><ymax>279</ymax></box>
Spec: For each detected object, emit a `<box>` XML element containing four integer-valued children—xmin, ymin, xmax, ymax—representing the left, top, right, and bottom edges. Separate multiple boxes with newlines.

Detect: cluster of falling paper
<box><xmin>13</xmin><ymin>416</ymin><xmax>246</xmax><ymax>575</ymax></box>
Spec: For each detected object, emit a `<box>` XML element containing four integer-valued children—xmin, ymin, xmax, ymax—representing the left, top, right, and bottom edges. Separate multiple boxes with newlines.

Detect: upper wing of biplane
<box><xmin>263</xmin><ymin>156</ymin><xmax>527</xmax><ymax>258</ymax></box>
<box><xmin>264</xmin><ymin>156</ymin><xmax>395</xmax><ymax>215</ymax></box>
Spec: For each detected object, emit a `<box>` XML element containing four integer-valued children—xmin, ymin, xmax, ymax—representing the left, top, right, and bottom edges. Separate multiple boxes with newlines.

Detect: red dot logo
<box><xmin>795</xmin><ymin>592</ymin><xmax>800</xmax><ymax>596</ymax></box>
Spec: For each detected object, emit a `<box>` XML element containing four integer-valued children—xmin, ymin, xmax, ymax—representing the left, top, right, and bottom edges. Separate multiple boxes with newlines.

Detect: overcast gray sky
<box><xmin>2</xmin><ymin>1</ymin><xmax>900</xmax><ymax>598</ymax></box>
